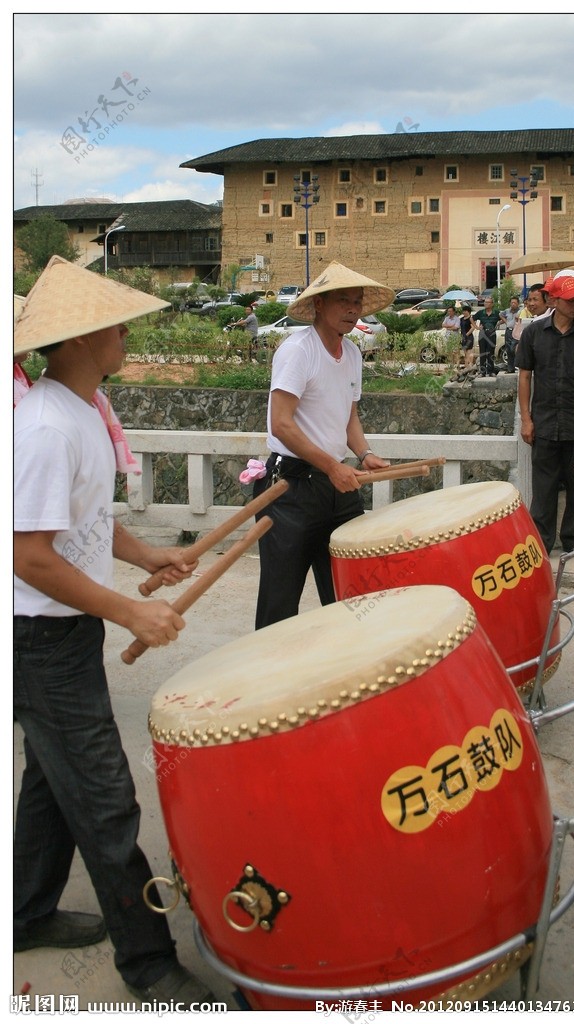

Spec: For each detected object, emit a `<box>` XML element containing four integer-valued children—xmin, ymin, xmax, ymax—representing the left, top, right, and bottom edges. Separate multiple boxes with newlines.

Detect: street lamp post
<box><xmin>103</xmin><ymin>224</ymin><xmax>126</xmax><ymax>275</ymax></box>
<box><xmin>509</xmin><ymin>169</ymin><xmax>540</xmax><ymax>298</ymax></box>
<box><xmin>496</xmin><ymin>203</ymin><xmax>512</xmax><ymax>293</ymax></box>
<box><xmin>293</xmin><ymin>175</ymin><xmax>320</xmax><ymax>288</ymax></box>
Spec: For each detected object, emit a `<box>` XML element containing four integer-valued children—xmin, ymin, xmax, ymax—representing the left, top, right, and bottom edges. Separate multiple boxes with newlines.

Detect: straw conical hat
<box><xmin>287</xmin><ymin>261</ymin><xmax>395</xmax><ymax>322</ymax></box>
<box><xmin>14</xmin><ymin>295</ymin><xmax>26</xmax><ymax>323</ymax></box>
<box><xmin>14</xmin><ymin>255</ymin><xmax>170</xmax><ymax>356</ymax></box>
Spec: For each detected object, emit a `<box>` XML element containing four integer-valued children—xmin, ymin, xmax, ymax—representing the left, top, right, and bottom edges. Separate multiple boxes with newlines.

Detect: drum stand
<box><xmin>192</xmin><ymin>815</ymin><xmax>574</xmax><ymax>1004</ymax></box>
<box><xmin>507</xmin><ymin>552</ymin><xmax>574</xmax><ymax>725</ymax></box>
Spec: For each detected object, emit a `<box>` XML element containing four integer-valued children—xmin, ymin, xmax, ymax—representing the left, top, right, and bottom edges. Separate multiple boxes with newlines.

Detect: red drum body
<box><xmin>150</xmin><ymin>586</ymin><xmax>553</xmax><ymax>1010</ymax></box>
<box><xmin>330</xmin><ymin>481</ymin><xmax>559</xmax><ymax>692</ymax></box>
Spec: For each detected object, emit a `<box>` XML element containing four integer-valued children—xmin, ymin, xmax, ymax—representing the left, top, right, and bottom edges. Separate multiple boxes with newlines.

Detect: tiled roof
<box><xmin>182</xmin><ymin>129</ymin><xmax>574</xmax><ymax>175</ymax></box>
<box><xmin>14</xmin><ymin>200</ymin><xmax>222</xmax><ymax>232</ymax></box>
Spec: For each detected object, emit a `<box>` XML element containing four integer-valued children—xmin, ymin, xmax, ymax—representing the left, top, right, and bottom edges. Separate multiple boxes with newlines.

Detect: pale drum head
<box><xmin>330</xmin><ymin>480</ymin><xmax>520</xmax><ymax>556</ymax></box>
<box><xmin>150</xmin><ymin>585</ymin><xmax>475</xmax><ymax>748</ymax></box>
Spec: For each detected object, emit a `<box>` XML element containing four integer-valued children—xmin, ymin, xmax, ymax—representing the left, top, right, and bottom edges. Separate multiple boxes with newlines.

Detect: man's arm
<box><xmin>346</xmin><ymin>403</ymin><xmax>389</xmax><ymax>472</ymax></box>
<box><xmin>113</xmin><ymin>521</ymin><xmax>196</xmax><ymax>586</ymax></box>
<box><xmin>518</xmin><ymin>369</ymin><xmax>534</xmax><ymax>444</ymax></box>
<box><xmin>14</xmin><ymin>531</ymin><xmax>186</xmax><ymax>647</ymax></box>
<box><xmin>271</xmin><ymin>391</ymin><xmax>387</xmax><ymax>490</ymax></box>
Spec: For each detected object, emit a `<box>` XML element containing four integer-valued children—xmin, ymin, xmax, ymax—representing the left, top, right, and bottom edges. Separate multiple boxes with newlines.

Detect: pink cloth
<box><xmin>14</xmin><ymin>372</ymin><xmax>139</xmax><ymax>475</ymax></box>
<box><xmin>92</xmin><ymin>389</ymin><xmax>141</xmax><ymax>475</ymax></box>
<box><xmin>239</xmin><ymin>459</ymin><xmax>267</xmax><ymax>484</ymax></box>
<box><xmin>13</xmin><ymin>364</ymin><xmax>33</xmax><ymax>406</ymax></box>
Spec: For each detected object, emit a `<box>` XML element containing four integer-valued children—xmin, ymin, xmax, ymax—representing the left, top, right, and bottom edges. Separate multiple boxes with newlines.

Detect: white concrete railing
<box><xmin>114</xmin><ymin>427</ymin><xmax>532</xmax><ymax>541</ymax></box>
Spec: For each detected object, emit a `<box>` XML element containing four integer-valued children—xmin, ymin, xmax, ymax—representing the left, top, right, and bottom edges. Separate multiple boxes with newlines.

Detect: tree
<box><xmin>16</xmin><ymin>214</ymin><xmax>81</xmax><ymax>273</ymax></box>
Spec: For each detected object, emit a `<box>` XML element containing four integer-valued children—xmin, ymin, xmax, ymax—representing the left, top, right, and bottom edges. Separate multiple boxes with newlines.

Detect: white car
<box><xmin>257</xmin><ymin>314</ymin><xmax>386</xmax><ymax>356</ymax></box>
<box><xmin>419</xmin><ymin>328</ymin><xmax>506</xmax><ymax>364</ymax></box>
<box><xmin>275</xmin><ymin>285</ymin><xmax>303</xmax><ymax>304</ymax></box>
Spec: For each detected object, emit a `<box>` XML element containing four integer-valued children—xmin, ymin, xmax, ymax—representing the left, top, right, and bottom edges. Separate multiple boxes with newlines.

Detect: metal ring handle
<box><xmin>222</xmin><ymin>890</ymin><xmax>261</xmax><ymax>932</ymax></box>
<box><xmin>143</xmin><ymin>876</ymin><xmax>181</xmax><ymax>914</ymax></box>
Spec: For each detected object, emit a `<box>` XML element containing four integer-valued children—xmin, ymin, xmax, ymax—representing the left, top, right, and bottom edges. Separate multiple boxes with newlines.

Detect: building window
<box><xmin>531</xmin><ymin>164</ymin><xmax>545</xmax><ymax>182</ymax></box>
<box><xmin>335</xmin><ymin>202</ymin><xmax>348</xmax><ymax>218</ymax></box>
<box><xmin>428</xmin><ymin>198</ymin><xmax>440</xmax><ymax>213</ymax></box>
<box><xmin>489</xmin><ymin>164</ymin><xmax>504</xmax><ymax>181</ymax></box>
<box><xmin>550</xmin><ymin>195</ymin><xmax>564</xmax><ymax>212</ymax></box>
<box><xmin>315</xmin><ymin>232</ymin><xmax>326</xmax><ymax>246</ymax></box>
<box><xmin>204</xmin><ymin>237</ymin><xmax>218</xmax><ymax>251</ymax></box>
<box><xmin>297</xmin><ymin>233</ymin><xmax>308</xmax><ymax>247</ymax></box>
<box><xmin>374</xmin><ymin>167</ymin><xmax>387</xmax><ymax>183</ymax></box>
<box><xmin>259</xmin><ymin>202</ymin><xmax>273</xmax><ymax>216</ymax></box>
<box><xmin>338</xmin><ymin>169</ymin><xmax>351</xmax><ymax>183</ymax></box>
<box><xmin>409</xmin><ymin>199</ymin><xmax>423</xmax><ymax>216</ymax></box>
<box><xmin>355</xmin><ymin>197</ymin><xmax>364</xmax><ymax>210</ymax></box>
<box><xmin>300</xmin><ymin>169</ymin><xmax>311</xmax><ymax>184</ymax></box>
<box><xmin>373</xmin><ymin>200</ymin><xmax>387</xmax><ymax>215</ymax></box>
<box><xmin>280</xmin><ymin>204</ymin><xmax>293</xmax><ymax>218</ymax></box>
<box><xmin>415</xmin><ymin>166</ymin><xmax>424</xmax><ymax>176</ymax></box>
<box><xmin>431</xmin><ymin>231</ymin><xmax>440</xmax><ymax>243</ymax></box>
<box><xmin>98</xmin><ymin>224</ymin><xmax>107</xmax><ymax>234</ymax></box>
<box><xmin>265</xmin><ymin>233</ymin><xmax>274</xmax><ymax>243</ymax></box>
<box><xmin>444</xmin><ymin>165</ymin><xmax>458</xmax><ymax>181</ymax></box>
<box><xmin>263</xmin><ymin>170</ymin><xmax>277</xmax><ymax>186</ymax></box>
<box><xmin>77</xmin><ymin>225</ymin><xmax>84</xmax><ymax>233</ymax></box>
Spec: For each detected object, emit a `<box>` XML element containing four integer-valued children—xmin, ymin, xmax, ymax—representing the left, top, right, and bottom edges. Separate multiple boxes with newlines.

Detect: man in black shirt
<box><xmin>516</xmin><ymin>275</ymin><xmax>574</xmax><ymax>553</ymax></box>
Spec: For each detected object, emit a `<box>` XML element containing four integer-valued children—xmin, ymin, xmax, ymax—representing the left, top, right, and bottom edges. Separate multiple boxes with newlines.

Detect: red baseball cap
<box><xmin>544</xmin><ymin>274</ymin><xmax>574</xmax><ymax>300</ymax></box>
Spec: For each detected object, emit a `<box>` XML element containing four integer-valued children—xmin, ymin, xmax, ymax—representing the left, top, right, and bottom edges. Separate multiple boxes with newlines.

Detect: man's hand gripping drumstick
<box><xmin>138</xmin><ymin>478</ymin><xmax>289</xmax><ymax>597</ymax></box>
<box><xmin>357</xmin><ymin>456</ymin><xmax>446</xmax><ymax>485</ymax></box>
<box><xmin>121</xmin><ymin>516</ymin><xmax>273</xmax><ymax>665</ymax></box>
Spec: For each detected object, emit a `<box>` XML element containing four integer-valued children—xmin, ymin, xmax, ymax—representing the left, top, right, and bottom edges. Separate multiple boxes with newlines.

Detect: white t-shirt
<box><xmin>267</xmin><ymin>326</ymin><xmax>362</xmax><ymax>462</ymax></box>
<box><xmin>14</xmin><ymin>377</ymin><xmax>117</xmax><ymax>617</ymax></box>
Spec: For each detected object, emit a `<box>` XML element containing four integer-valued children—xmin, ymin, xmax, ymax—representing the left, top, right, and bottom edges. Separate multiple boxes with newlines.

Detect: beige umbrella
<box><xmin>507</xmin><ymin>250</ymin><xmax>574</xmax><ymax>275</ymax></box>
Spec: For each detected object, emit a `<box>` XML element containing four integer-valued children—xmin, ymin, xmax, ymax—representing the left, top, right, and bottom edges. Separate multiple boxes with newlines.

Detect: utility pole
<box><xmin>31</xmin><ymin>168</ymin><xmax>43</xmax><ymax>206</ymax></box>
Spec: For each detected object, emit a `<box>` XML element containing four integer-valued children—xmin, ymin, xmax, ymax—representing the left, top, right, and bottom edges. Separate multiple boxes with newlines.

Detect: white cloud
<box><xmin>325</xmin><ymin>122</ymin><xmax>388</xmax><ymax>137</ymax></box>
<box><xmin>12</xmin><ymin>13</ymin><xmax>574</xmax><ymax>212</ymax></box>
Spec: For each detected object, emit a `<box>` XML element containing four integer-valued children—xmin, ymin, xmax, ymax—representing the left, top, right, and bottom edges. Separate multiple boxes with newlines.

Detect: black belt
<box><xmin>269</xmin><ymin>453</ymin><xmax>317</xmax><ymax>479</ymax></box>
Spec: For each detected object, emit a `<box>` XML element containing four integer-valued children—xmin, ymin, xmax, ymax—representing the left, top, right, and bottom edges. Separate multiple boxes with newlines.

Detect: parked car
<box><xmin>398</xmin><ymin>299</ymin><xmax>449</xmax><ymax>316</ymax></box>
<box><xmin>477</xmin><ymin>288</ymin><xmax>495</xmax><ymax>306</ymax></box>
<box><xmin>418</xmin><ymin>328</ymin><xmax>507</xmax><ymax>364</ymax></box>
<box><xmin>257</xmin><ymin>314</ymin><xmax>387</xmax><ymax>356</ymax></box>
<box><xmin>276</xmin><ymin>285</ymin><xmax>303</xmax><ymax>304</ymax></box>
<box><xmin>197</xmin><ymin>293</ymin><xmax>245</xmax><ymax>316</ymax></box>
<box><xmin>394</xmin><ymin>288</ymin><xmax>441</xmax><ymax>304</ymax></box>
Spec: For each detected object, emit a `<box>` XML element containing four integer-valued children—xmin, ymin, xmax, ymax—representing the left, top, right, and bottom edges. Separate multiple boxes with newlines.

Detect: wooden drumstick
<box><xmin>121</xmin><ymin>516</ymin><xmax>273</xmax><ymax>665</ymax></box>
<box><xmin>358</xmin><ymin>465</ymin><xmax>431</xmax><ymax>484</ymax></box>
<box><xmin>138</xmin><ymin>477</ymin><xmax>288</xmax><ymax>597</ymax></box>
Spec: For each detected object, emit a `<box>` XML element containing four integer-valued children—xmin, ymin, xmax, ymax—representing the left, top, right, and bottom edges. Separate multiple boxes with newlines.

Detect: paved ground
<box><xmin>13</xmin><ymin>546</ymin><xmax>574</xmax><ymax>1012</ymax></box>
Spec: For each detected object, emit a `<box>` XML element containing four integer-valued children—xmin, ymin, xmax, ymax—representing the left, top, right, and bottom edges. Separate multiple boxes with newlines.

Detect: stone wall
<box><xmin>109</xmin><ymin>379</ymin><xmax>518</xmax><ymax>508</ymax></box>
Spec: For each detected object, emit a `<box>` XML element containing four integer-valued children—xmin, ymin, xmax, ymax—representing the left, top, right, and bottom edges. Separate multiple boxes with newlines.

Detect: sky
<box><xmin>12</xmin><ymin>10</ymin><xmax>574</xmax><ymax>213</ymax></box>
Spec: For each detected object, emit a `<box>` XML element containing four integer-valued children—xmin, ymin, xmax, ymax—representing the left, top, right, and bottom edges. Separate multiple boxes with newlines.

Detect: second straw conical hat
<box><xmin>287</xmin><ymin>261</ymin><xmax>395</xmax><ymax>322</ymax></box>
<box><xmin>14</xmin><ymin>255</ymin><xmax>170</xmax><ymax>356</ymax></box>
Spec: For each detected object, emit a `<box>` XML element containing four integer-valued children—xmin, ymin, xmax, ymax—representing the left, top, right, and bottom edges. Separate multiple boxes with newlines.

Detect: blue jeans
<box><xmin>13</xmin><ymin>614</ymin><xmax>178</xmax><ymax>987</ymax></box>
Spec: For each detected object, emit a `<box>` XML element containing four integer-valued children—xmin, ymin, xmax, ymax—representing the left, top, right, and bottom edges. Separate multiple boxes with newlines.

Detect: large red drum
<box><xmin>330</xmin><ymin>481</ymin><xmax>559</xmax><ymax>692</ymax></box>
<box><xmin>149</xmin><ymin>586</ymin><xmax>553</xmax><ymax>1010</ymax></box>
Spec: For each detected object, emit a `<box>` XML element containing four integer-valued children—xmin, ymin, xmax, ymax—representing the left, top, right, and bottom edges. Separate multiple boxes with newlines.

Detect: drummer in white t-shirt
<box><xmin>253</xmin><ymin>261</ymin><xmax>393</xmax><ymax>629</ymax></box>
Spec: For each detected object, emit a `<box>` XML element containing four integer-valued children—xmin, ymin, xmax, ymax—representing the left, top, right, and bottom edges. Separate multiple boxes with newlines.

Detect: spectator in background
<box><xmin>442</xmin><ymin>305</ymin><xmax>461</xmax><ymax>368</ymax></box>
<box><xmin>234</xmin><ymin>304</ymin><xmax>259</xmax><ymax>359</ymax></box>
<box><xmin>471</xmin><ymin>296</ymin><xmax>501</xmax><ymax>377</ymax></box>
<box><xmin>516</xmin><ymin>274</ymin><xmax>574</xmax><ymax>554</ymax></box>
<box><xmin>459</xmin><ymin>305</ymin><xmax>475</xmax><ymax>369</ymax></box>
<box><xmin>512</xmin><ymin>284</ymin><xmax>549</xmax><ymax>347</ymax></box>
<box><xmin>500</xmin><ymin>296</ymin><xmax>521</xmax><ymax>373</ymax></box>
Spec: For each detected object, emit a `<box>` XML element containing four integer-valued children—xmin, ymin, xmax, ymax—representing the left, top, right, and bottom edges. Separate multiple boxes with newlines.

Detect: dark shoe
<box><xmin>14</xmin><ymin>910</ymin><xmax>107</xmax><ymax>952</ymax></box>
<box><xmin>127</xmin><ymin>963</ymin><xmax>215</xmax><ymax>1005</ymax></box>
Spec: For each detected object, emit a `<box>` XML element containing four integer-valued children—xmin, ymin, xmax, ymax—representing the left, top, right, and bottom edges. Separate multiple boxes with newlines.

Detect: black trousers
<box><xmin>530</xmin><ymin>438</ymin><xmax>574</xmax><ymax>554</ymax></box>
<box><xmin>253</xmin><ymin>455</ymin><xmax>364</xmax><ymax>629</ymax></box>
<box><xmin>478</xmin><ymin>332</ymin><xmax>496</xmax><ymax>375</ymax></box>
